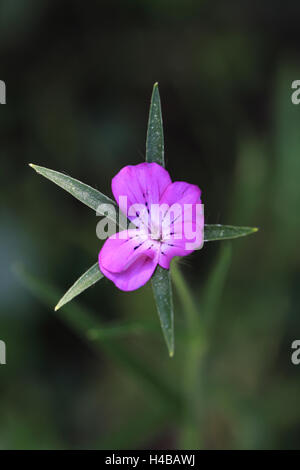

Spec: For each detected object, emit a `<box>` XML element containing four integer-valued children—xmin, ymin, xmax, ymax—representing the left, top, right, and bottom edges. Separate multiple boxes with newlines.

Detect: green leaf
<box><xmin>151</xmin><ymin>265</ymin><xmax>174</xmax><ymax>357</ymax></box>
<box><xmin>55</xmin><ymin>262</ymin><xmax>104</xmax><ymax>311</ymax></box>
<box><xmin>29</xmin><ymin>164</ymin><xmax>127</xmax><ymax>228</ymax></box>
<box><xmin>146</xmin><ymin>82</ymin><xmax>164</xmax><ymax>166</ymax></box>
<box><xmin>204</xmin><ymin>224</ymin><xmax>258</xmax><ymax>242</ymax></box>
<box><xmin>146</xmin><ymin>83</ymin><xmax>174</xmax><ymax>356</ymax></box>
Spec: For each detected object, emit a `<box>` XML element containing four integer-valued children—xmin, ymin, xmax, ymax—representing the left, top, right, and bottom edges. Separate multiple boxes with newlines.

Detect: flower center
<box><xmin>149</xmin><ymin>223</ymin><xmax>162</xmax><ymax>242</ymax></box>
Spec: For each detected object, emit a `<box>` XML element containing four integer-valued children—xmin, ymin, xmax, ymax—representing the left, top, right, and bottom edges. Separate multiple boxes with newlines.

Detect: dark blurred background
<box><xmin>1</xmin><ymin>0</ymin><xmax>300</xmax><ymax>449</ymax></box>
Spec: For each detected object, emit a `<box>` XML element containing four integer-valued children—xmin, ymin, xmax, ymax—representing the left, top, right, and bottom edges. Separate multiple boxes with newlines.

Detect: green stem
<box><xmin>171</xmin><ymin>261</ymin><xmax>207</xmax><ymax>449</ymax></box>
<box><xmin>171</xmin><ymin>262</ymin><xmax>199</xmax><ymax>324</ymax></box>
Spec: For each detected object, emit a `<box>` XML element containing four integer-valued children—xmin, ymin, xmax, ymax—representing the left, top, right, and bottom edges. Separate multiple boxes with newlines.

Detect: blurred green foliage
<box><xmin>1</xmin><ymin>0</ymin><xmax>300</xmax><ymax>450</ymax></box>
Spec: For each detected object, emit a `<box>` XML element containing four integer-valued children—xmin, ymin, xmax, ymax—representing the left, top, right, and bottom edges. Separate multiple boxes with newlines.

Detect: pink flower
<box><xmin>99</xmin><ymin>162</ymin><xmax>204</xmax><ymax>291</ymax></box>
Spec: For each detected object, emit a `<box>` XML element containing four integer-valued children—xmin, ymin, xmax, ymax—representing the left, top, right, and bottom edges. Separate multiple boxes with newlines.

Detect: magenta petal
<box><xmin>159</xmin><ymin>245</ymin><xmax>192</xmax><ymax>269</ymax></box>
<box><xmin>99</xmin><ymin>230</ymin><xmax>159</xmax><ymax>291</ymax></box>
<box><xmin>158</xmin><ymin>182</ymin><xmax>204</xmax><ymax>269</ymax></box>
<box><xmin>100</xmin><ymin>255</ymin><xmax>159</xmax><ymax>291</ymax></box>
<box><xmin>160</xmin><ymin>181</ymin><xmax>201</xmax><ymax>206</ymax></box>
<box><xmin>112</xmin><ymin>162</ymin><xmax>172</xmax><ymax>225</ymax></box>
<box><xmin>159</xmin><ymin>210</ymin><xmax>204</xmax><ymax>268</ymax></box>
<box><xmin>99</xmin><ymin>230</ymin><xmax>147</xmax><ymax>273</ymax></box>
